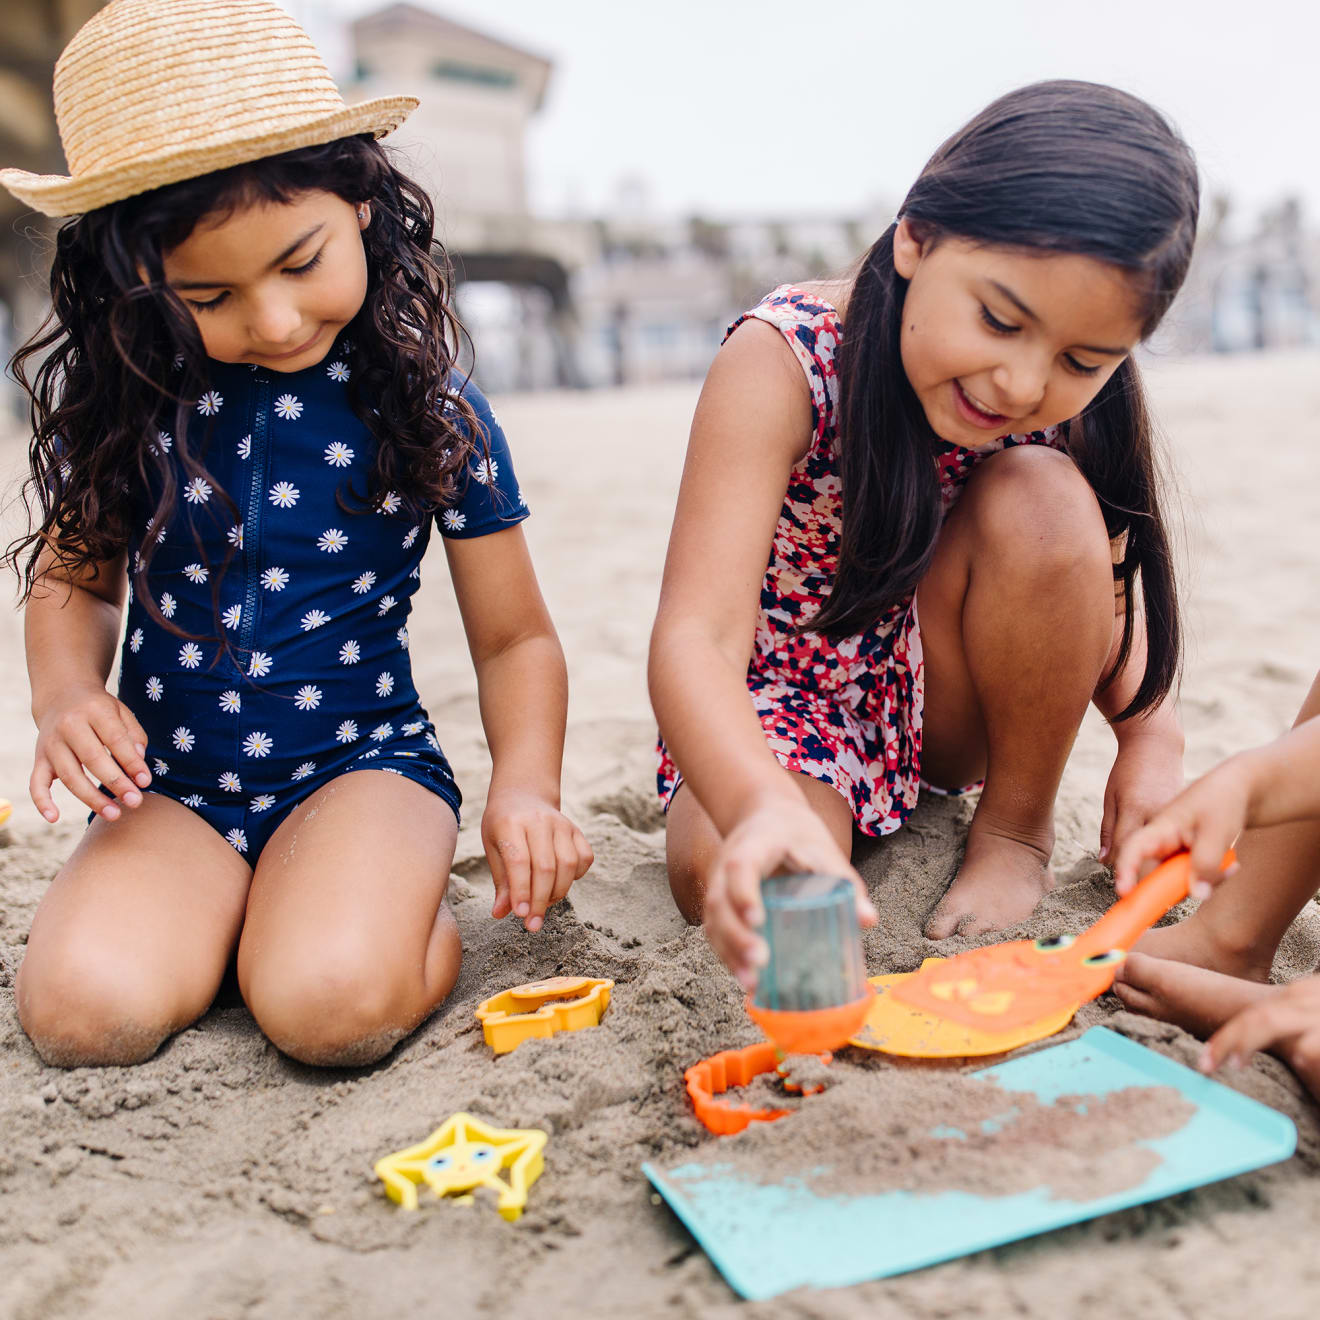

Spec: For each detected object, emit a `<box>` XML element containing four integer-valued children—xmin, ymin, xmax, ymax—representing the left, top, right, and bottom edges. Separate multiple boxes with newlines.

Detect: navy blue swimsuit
<box><xmin>117</xmin><ymin>343</ymin><xmax>527</xmax><ymax>858</ymax></box>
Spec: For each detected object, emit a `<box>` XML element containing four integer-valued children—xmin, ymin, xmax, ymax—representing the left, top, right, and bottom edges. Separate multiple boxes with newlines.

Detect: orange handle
<box><xmin>1076</xmin><ymin>849</ymin><xmax>1236</xmax><ymax>958</ymax></box>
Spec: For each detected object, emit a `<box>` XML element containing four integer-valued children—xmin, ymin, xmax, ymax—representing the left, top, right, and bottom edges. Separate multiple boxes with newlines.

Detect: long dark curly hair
<box><xmin>7</xmin><ymin>134</ymin><xmax>480</xmax><ymax>634</ymax></box>
<box><xmin>813</xmin><ymin>80</ymin><xmax>1199</xmax><ymax>722</ymax></box>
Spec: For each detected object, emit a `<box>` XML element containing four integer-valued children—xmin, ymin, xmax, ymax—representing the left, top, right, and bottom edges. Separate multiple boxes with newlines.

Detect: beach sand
<box><xmin>3</xmin><ymin>349</ymin><xmax>1320</xmax><ymax>1318</ymax></box>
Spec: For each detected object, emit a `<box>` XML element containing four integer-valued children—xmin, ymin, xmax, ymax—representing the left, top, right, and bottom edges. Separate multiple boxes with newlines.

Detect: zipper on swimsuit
<box><xmin>238</xmin><ymin>372</ymin><xmax>271</xmax><ymax>660</ymax></box>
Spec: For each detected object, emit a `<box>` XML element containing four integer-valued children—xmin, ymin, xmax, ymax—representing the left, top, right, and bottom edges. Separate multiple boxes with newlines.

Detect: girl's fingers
<box><xmin>46</xmin><ymin>745</ymin><xmax>114</xmax><ymax>817</ymax></box>
<box><xmin>523</xmin><ymin>818</ymin><xmax>558</xmax><ymax>930</ymax></box>
<box><xmin>495</xmin><ymin>831</ymin><xmax>533</xmax><ymax>922</ymax></box>
<box><xmin>100</xmin><ymin>714</ymin><xmax>152</xmax><ymax>791</ymax></box>
<box><xmin>708</xmin><ymin>855</ymin><xmax>769</xmax><ymax>989</ymax></box>
<box><xmin>29</xmin><ymin>756</ymin><xmax>60</xmax><ymax>823</ymax></box>
<box><xmin>571</xmin><ymin>826</ymin><xmax>594</xmax><ymax>881</ymax></box>
<box><xmin>547</xmin><ymin>825</ymin><xmax>582</xmax><ymax>907</ymax></box>
<box><xmin>1188</xmin><ymin>825</ymin><xmax>1236</xmax><ymax>895</ymax></box>
<box><xmin>1098</xmin><ymin>793</ymin><xmax>1118</xmax><ymax>863</ymax></box>
<box><xmin>488</xmin><ymin>845</ymin><xmax>511</xmax><ymax>919</ymax></box>
<box><xmin>1202</xmin><ymin>997</ymin><xmax>1304</xmax><ymax>1073</ymax></box>
<box><xmin>68</xmin><ymin>728</ymin><xmax>140</xmax><ymax>810</ymax></box>
<box><xmin>852</xmin><ymin>875</ymin><xmax>879</xmax><ymax>926</ymax></box>
<box><xmin>1113</xmin><ymin>821</ymin><xmax>1183</xmax><ymax>894</ymax></box>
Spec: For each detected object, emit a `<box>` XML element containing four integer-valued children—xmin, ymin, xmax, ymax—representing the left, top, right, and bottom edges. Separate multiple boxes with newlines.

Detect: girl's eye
<box><xmin>286</xmin><ymin>249</ymin><xmax>324</xmax><ymax>278</ymax></box>
<box><xmin>979</xmin><ymin>304</ymin><xmax>1017</xmax><ymax>335</ymax></box>
<box><xmin>186</xmin><ymin>291</ymin><xmax>228</xmax><ymax>313</ymax></box>
<box><xmin>1063</xmin><ymin>354</ymin><xmax>1102</xmax><ymax>377</ymax></box>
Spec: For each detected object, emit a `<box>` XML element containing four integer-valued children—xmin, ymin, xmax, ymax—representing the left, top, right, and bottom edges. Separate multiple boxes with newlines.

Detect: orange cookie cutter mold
<box><xmin>684</xmin><ymin>1040</ymin><xmax>832</xmax><ymax>1136</ymax></box>
<box><xmin>476</xmin><ymin>975</ymin><xmax>613</xmax><ymax>1054</ymax></box>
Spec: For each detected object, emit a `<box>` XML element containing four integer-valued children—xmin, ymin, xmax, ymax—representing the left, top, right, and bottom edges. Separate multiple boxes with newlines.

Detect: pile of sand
<box><xmin>3</xmin><ymin>352</ymin><xmax>1320</xmax><ymax>1318</ymax></box>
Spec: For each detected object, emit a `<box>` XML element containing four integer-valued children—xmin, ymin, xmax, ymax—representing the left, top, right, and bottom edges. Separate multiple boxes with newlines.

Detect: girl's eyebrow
<box><xmin>170</xmin><ymin>224</ymin><xmax>325</xmax><ymax>290</ymax></box>
<box><xmin>988</xmin><ymin>279</ymin><xmax>1127</xmax><ymax>357</ymax></box>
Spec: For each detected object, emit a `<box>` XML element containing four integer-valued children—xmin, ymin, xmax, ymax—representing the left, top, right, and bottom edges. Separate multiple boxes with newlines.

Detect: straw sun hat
<box><xmin>0</xmin><ymin>0</ymin><xmax>417</xmax><ymax>217</ymax></box>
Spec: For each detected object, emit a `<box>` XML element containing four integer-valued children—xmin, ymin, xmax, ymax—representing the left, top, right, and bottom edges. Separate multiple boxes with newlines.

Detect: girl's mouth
<box><xmin>953</xmin><ymin>380</ymin><xmax>1009</xmax><ymax>430</ymax></box>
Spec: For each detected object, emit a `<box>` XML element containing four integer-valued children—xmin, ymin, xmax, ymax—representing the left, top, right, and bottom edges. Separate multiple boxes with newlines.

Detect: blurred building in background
<box><xmin>1</xmin><ymin>0</ymin><xmax>1316</xmax><ymax>403</ymax></box>
<box><xmin>344</xmin><ymin>3</ymin><xmax>889</xmax><ymax>391</ymax></box>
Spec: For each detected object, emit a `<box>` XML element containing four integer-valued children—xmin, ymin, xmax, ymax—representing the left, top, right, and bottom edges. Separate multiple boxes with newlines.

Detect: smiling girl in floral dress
<box><xmin>2</xmin><ymin>0</ymin><xmax>590</xmax><ymax>1067</ymax></box>
<box><xmin>650</xmin><ymin>82</ymin><xmax>1200</xmax><ymax>985</ymax></box>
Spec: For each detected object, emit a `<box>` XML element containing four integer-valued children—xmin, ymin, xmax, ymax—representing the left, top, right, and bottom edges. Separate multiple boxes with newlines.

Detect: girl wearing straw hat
<box><xmin>2</xmin><ymin>0</ymin><xmax>592</xmax><ymax>1068</ymax></box>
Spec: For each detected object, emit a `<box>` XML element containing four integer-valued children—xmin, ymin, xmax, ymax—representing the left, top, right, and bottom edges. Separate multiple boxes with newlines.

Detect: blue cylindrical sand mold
<box><xmin>753</xmin><ymin>874</ymin><xmax>868</xmax><ymax>1012</ymax></box>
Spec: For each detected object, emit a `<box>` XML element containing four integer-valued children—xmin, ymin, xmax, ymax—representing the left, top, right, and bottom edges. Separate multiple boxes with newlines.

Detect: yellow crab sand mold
<box><xmin>475</xmin><ymin>975</ymin><xmax>614</xmax><ymax>1054</ymax></box>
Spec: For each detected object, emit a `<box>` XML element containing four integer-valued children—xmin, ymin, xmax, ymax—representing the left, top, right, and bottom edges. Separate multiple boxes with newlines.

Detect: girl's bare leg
<box><xmin>1132</xmin><ymin>671</ymin><xmax>1320</xmax><ymax>980</ymax></box>
<box><xmin>916</xmin><ymin>445</ymin><xmax>1115</xmax><ymax>938</ymax></box>
<box><xmin>236</xmin><ymin>769</ymin><xmax>461</xmax><ymax>1067</ymax></box>
<box><xmin>666</xmin><ymin>772</ymin><xmax>854</xmax><ymax>924</ymax></box>
<box><xmin>16</xmin><ymin>796</ymin><xmax>252</xmax><ymax>1066</ymax></box>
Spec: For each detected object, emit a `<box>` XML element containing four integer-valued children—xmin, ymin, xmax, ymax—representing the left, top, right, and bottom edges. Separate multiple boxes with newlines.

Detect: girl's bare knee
<box><xmin>16</xmin><ymin>956</ymin><xmax>182</xmax><ymax>1067</ymax></box>
<box><xmin>242</xmin><ymin>953</ymin><xmax>427</xmax><ymax>1067</ymax></box>
<box><xmin>964</xmin><ymin>445</ymin><xmax>1110</xmax><ymax>574</ymax></box>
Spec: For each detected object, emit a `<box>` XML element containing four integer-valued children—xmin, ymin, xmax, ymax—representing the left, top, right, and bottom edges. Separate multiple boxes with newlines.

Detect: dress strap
<box><xmin>724</xmin><ymin>285</ymin><xmax>842</xmax><ymax>441</ymax></box>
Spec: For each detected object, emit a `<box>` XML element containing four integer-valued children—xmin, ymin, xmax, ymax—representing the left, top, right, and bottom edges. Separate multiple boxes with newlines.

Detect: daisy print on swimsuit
<box><xmin>109</xmin><ymin>357</ymin><xmax>527</xmax><ymax>856</ymax></box>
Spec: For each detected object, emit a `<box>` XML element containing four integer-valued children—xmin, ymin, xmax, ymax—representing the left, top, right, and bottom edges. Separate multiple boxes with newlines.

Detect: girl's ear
<box><xmin>892</xmin><ymin>217</ymin><xmax>925</xmax><ymax>279</ymax></box>
<box><xmin>356</xmin><ymin>203</ymin><xmax>372</xmax><ymax>230</ymax></box>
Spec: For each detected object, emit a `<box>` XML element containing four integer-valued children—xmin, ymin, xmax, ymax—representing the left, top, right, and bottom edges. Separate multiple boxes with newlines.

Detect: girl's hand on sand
<box><xmin>1201</xmin><ymin>974</ymin><xmax>1320</xmax><ymax>1099</ymax></box>
<box><xmin>1099</xmin><ymin>732</ymin><xmax>1185</xmax><ymax>866</ymax></box>
<box><xmin>704</xmin><ymin>801</ymin><xmax>877</xmax><ymax>990</ymax></box>
<box><xmin>31</xmin><ymin>684</ymin><xmax>152</xmax><ymax>823</ymax></box>
<box><xmin>1111</xmin><ymin>757</ymin><xmax>1250</xmax><ymax>899</ymax></box>
<box><xmin>482</xmin><ymin>788</ymin><xmax>593</xmax><ymax>932</ymax></box>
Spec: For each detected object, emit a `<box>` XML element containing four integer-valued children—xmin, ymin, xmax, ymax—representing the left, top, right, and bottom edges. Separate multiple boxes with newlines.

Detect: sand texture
<box><xmin>3</xmin><ymin>350</ymin><xmax>1320</xmax><ymax>1317</ymax></box>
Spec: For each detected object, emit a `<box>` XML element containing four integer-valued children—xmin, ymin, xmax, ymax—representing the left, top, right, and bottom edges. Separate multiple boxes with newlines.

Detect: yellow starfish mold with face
<box><xmin>374</xmin><ymin>1113</ymin><xmax>548</xmax><ymax>1221</ymax></box>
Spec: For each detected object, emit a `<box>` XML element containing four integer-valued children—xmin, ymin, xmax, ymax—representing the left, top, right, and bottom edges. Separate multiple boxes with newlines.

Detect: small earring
<box><xmin>357</xmin><ymin>206</ymin><xmax>368</xmax><ymax>222</ymax></box>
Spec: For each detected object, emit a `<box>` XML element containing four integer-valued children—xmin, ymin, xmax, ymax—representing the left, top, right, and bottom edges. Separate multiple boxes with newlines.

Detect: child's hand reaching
<box><xmin>1099</xmin><ymin>730</ymin><xmax>1185</xmax><ymax>865</ymax></box>
<box><xmin>1111</xmin><ymin>754</ymin><xmax>1252</xmax><ymax>900</ymax></box>
<box><xmin>32</xmin><ymin>682</ymin><xmax>153</xmax><ymax>823</ymax></box>
<box><xmin>703</xmin><ymin>798</ymin><xmax>878</xmax><ymax>991</ymax></box>
<box><xmin>482</xmin><ymin>788</ymin><xmax>593</xmax><ymax>932</ymax></box>
<box><xmin>1200</xmin><ymin>974</ymin><xmax>1320</xmax><ymax>1099</ymax></box>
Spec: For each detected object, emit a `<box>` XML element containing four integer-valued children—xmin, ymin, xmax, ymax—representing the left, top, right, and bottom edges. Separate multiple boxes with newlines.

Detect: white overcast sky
<box><xmin>288</xmin><ymin>0</ymin><xmax>1319</xmax><ymax>230</ymax></box>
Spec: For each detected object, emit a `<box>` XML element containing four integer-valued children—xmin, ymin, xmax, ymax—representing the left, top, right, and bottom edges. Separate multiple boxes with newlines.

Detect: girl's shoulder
<box><xmin>726</xmin><ymin>283</ymin><xmax>849</xmax><ymax>437</ymax></box>
<box><xmin>727</xmin><ymin>281</ymin><xmax>848</xmax><ymax>344</ymax></box>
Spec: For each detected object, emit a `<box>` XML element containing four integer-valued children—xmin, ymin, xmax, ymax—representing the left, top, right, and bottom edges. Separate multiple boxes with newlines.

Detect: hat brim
<box><xmin>0</xmin><ymin>94</ymin><xmax>418</xmax><ymax>217</ymax></box>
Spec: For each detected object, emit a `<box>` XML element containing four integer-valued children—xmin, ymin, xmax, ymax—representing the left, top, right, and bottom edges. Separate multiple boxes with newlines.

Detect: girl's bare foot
<box><xmin>1131</xmin><ymin>910</ymin><xmax>1275</xmax><ymax>984</ymax></box>
<box><xmin>924</xmin><ymin>829</ymin><xmax>1055</xmax><ymax>939</ymax></box>
<box><xmin>1112</xmin><ymin>950</ymin><xmax>1279</xmax><ymax>1038</ymax></box>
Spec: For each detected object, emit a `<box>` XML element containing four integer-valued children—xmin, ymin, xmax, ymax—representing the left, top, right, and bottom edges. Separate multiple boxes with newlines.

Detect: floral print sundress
<box><xmin>656</xmin><ymin>285</ymin><xmax>1065</xmax><ymax>836</ymax></box>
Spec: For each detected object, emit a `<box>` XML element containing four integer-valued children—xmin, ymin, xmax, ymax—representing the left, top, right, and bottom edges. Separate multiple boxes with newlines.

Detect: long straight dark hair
<box><xmin>814</xmin><ymin>81</ymin><xmax>1198</xmax><ymax>721</ymax></box>
<box><xmin>7</xmin><ymin>134</ymin><xmax>478</xmax><ymax>636</ymax></box>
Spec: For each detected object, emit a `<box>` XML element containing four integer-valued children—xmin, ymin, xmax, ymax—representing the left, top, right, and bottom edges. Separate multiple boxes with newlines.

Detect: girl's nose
<box><xmin>248</xmin><ymin>296</ymin><xmax>303</xmax><ymax>348</ymax></box>
<box><xmin>991</xmin><ymin>357</ymin><xmax>1048</xmax><ymax>413</ymax></box>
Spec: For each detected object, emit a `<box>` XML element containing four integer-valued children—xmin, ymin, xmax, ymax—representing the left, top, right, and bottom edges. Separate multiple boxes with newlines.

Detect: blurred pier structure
<box><xmin>348</xmin><ymin>3</ymin><xmax>593</xmax><ymax>388</ymax></box>
<box><xmin>1155</xmin><ymin>195</ymin><xmax>1319</xmax><ymax>356</ymax></box>
<box><xmin>345</xmin><ymin>3</ymin><xmax>890</xmax><ymax>391</ymax></box>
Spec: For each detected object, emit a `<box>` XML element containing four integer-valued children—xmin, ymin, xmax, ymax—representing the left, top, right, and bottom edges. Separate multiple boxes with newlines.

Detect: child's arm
<box><xmin>648</xmin><ymin>323</ymin><xmax>877</xmax><ymax>980</ymax></box>
<box><xmin>1091</xmin><ymin>558</ymin><xmax>1185</xmax><ymax>862</ymax></box>
<box><xmin>25</xmin><ymin>546</ymin><xmax>153</xmax><ymax>822</ymax></box>
<box><xmin>444</xmin><ymin>525</ymin><xmax>592</xmax><ymax>932</ymax></box>
<box><xmin>1113</xmin><ymin>699</ymin><xmax>1320</xmax><ymax>895</ymax></box>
